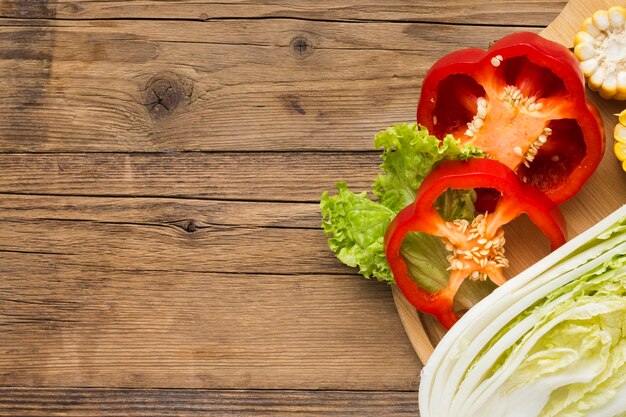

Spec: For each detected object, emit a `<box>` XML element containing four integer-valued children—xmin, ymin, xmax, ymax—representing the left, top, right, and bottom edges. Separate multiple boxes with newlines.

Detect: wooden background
<box><xmin>0</xmin><ymin>1</ymin><xmax>565</xmax><ymax>415</ymax></box>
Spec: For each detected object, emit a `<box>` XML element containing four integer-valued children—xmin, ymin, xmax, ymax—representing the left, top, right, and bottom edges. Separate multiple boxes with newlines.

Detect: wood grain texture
<box><xmin>0</xmin><ymin>152</ymin><xmax>377</xmax><ymax>201</ymax></box>
<box><xmin>0</xmin><ymin>0</ymin><xmax>565</xmax><ymax>26</ymax></box>
<box><xmin>0</xmin><ymin>388</ymin><xmax>419</xmax><ymax>417</ymax></box>
<box><xmin>0</xmin><ymin>192</ymin><xmax>422</xmax><ymax>390</ymax></box>
<box><xmin>0</xmin><ymin>0</ymin><xmax>570</xmax><ymax>414</ymax></box>
<box><xmin>0</xmin><ymin>194</ymin><xmax>321</xmax><ymax>228</ymax></box>
<box><xmin>0</xmin><ymin>259</ymin><xmax>419</xmax><ymax>389</ymax></box>
<box><xmin>0</xmin><ymin>20</ymin><xmax>540</xmax><ymax>152</ymax></box>
<box><xmin>541</xmin><ymin>0</ymin><xmax>618</xmax><ymax>46</ymax></box>
<box><xmin>0</xmin><ymin>195</ymin><xmax>343</xmax><ymax>274</ymax></box>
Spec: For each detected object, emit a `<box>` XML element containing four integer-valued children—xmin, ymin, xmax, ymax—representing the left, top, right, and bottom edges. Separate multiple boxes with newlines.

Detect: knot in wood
<box><xmin>185</xmin><ymin>220</ymin><xmax>197</xmax><ymax>233</ymax></box>
<box><xmin>290</xmin><ymin>36</ymin><xmax>313</xmax><ymax>59</ymax></box>
<box><xmin>144</xmin><ymin>74</ymin><xmax>185</xmax><ymax>119</ymax></box>
<box><xmin>62</xmin><ymin>3</ymin><xmax>84</xmax><ymax>15</ymax></box>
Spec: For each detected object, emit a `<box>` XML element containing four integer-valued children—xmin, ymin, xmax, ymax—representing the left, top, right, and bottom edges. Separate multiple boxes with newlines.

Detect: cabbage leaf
<box><xmin>420</xmin><ymin>205</ymin><xmax>626</xmax><ymax>417</ymax></box>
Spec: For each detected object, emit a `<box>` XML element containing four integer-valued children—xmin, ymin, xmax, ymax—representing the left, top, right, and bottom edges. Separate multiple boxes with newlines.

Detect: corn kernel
<box><xmin>614</xmin><ymin>110</ymin><xmax>626</xmax><ymax>172</ymax></box>
<box><xmin>574</xmin><ymin>43</ymin><xmax>596</xmax><ymax>61</ymax></box>
<box><xmin>581</xmin><ymin>17</ymin><xmax>602</xmax><ymax>38</ymax></box>
<box><xmin>609</xmin><ymin>6</ymin><xmax>626</xmax><ymax>28</ymax></box>
<box><xmin>614</xmin><ymin>142</ymin><xmax>626</xmax><ymax>161</ymax></box>
<box><xmin>592</xmin><ymin>10</ymin><xmax>610</xmax><ymax>30</ymax></box>
<box><xmin>589</xmin><ymin>67</ymin><xmax>606</xmax><ymax>90</ymax></box>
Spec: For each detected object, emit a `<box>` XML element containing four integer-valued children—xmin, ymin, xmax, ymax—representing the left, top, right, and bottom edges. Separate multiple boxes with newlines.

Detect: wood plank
<box><xmin>0</xmin><ymin>260</ymin><xmax>420</xmax><ymax>389</ymax></box>
<box><xmin>0</xmin><ymin>0</ymin><xmax>564</xmax><ymax>27</ymax></box>
<box><xmin>0</xmin><ymin>218</ymin><xmax>345</xmax><ymax>274</ymax></box>
<box><xmin>0</xmin><ymin>152</ymin><xmax>378</xmax><ymax>202</ymax></box>
<box><xmin>0</xmin><ymin>388</ymin><xmax>419</xmax><ymax>417</ymax></box>
<box><xmin>0</xmin><ymin>193</ymin><xmax>329</xmax><ymax>273</ymax></box>
<box><xmin>0</xmin><ymin>20</ymin><xmax>536</xmax><ymax>152</ymax></box>
<box><xmin>0</xmin><ymin>194</ymin><xmax>321</xmax><ymax>229</ymax></box>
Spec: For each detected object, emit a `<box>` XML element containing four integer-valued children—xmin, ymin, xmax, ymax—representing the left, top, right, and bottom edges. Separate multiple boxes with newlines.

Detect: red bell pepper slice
<box><xmin>417</xmin><ymin>32</ymin><xmax>604</xmax><ymax>204</ymax></box>
<box><xmin>384</xmin><ymin>158</ymin><xmax>566</xmax><ymax>329</ymax></box>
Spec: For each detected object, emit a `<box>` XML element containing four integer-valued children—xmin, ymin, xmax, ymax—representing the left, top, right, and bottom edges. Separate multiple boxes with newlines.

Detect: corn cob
<box><xmin>573</xmin><ymin>6</ymin><xmax>626</xmax><ymax>100</ymax></box>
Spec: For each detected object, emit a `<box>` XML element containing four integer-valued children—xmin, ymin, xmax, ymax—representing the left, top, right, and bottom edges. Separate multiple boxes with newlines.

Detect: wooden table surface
<box><xmin>0</xmin><ymin>1</ymin><xmax>566</xmax><ymax>415</ymax></box>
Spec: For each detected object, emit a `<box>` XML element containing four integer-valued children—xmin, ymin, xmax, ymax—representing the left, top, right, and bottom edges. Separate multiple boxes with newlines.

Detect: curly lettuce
<box><xmin>321</xmin><ymin>183</ymin><xmax>395</xmax><ymax>282</ymax></box>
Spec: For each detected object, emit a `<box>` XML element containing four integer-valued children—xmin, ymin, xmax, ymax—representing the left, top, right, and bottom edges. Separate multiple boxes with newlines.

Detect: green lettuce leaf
<box><xmin>373</xmin><ymin>123</ymin><xmax>483</xmax><ymax>213</ymax></box>
<box><xmin>320</xmin><ymin>183</ymin><xmax>395</xmax><ymax>282</ymax></box>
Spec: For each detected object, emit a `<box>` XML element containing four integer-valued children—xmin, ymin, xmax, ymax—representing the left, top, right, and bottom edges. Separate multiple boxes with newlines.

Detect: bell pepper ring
<box><xmin>417</xmin><ymin>32</ymin><xmax>605</xmax><ymax>204</ymax></box>
<box><xmin>384</xmin><ymin>158</ymin><xmax>566</xmax><ymax>329</ymax></box>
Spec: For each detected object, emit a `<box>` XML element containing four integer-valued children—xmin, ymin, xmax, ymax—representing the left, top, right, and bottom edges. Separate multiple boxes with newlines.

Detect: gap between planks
<box><xmin>0</xmin><ymin>0</ymin><xmax>565</xmax><ymax>27</ymax></box>
<box><xmin>0</xmin><ymin>15</ymin><xmax>548</xmax><ymax>28</ymax></box>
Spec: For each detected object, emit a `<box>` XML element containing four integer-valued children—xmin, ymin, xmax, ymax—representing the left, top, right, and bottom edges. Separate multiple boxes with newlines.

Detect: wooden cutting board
<box><xmin>393</xmin><ymin>0</ymin><xmax>626</xmax><ymax>366</ymax></box>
